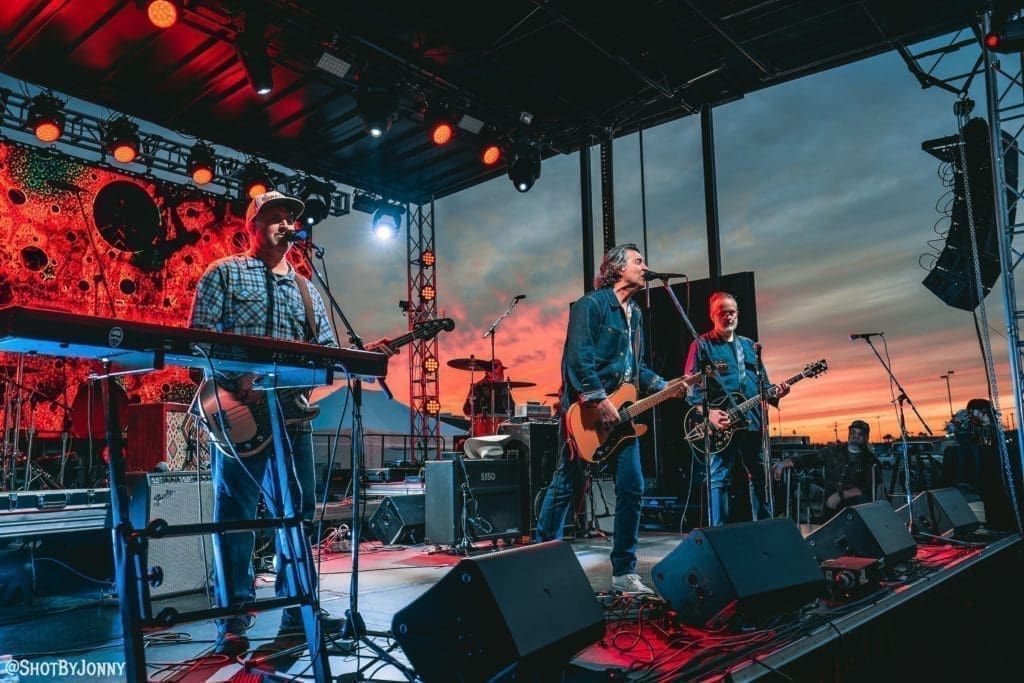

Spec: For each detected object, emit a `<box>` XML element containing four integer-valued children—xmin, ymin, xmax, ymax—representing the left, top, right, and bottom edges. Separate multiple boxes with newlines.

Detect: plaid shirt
<box><xmin>189</xmin><ymin>254</ymin><xmax>337</xmax><ymax>365</ymax></box>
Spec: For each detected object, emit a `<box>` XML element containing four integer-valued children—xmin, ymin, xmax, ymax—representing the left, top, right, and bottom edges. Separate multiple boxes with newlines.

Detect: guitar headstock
<box><xmin>414</xmin><ymin>317</ymin><xmax>456</xmax><ymax>337</ymax></box>
<box><xmin>802</xmin><ymin>359</ymin><xmax>828</xmax><ymax>379</ymax></box>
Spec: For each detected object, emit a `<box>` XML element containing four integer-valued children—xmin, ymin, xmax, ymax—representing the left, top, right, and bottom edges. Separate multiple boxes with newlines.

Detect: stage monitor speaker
<box><xmin>425</xmin><ymin>459</ymin><xmax>521</xmax><ymax>545</ymax></box>
<box><xmin>652</xmin><ymin>518</ymin><xmax>824</xmax><ymax>629</ymax></box>
<box><xmin>126</xmin><ymin>402</ymin><xmax>199</xmax><ymax>472</ymax></box>
<box><xmin>369</xmin><ymin>494</ymin><xmax>425</xmax><ymax>545</ymax></box>
<box><xmin>392</xmin><ymin>540</ymin><xmax>604</xmax><ymax>683</ymax></box>
<box><xmin>126</xmin><ymin>471</ymin><xmax>214</xmax><ymax>600</ymax></box>
<box><xmin>805</xmin><ymin>501</ymin><xmax>917</xmax><ymax>567</ymax></box>
<box><xmin>498</xmin><ymin>420</ymin><xmax>559</xmax><ymax>531</ymax></box>
<box><xmin>897</xmin><ymin>487</ymin><xmax>981</xmax><ymax>539</ymax></box>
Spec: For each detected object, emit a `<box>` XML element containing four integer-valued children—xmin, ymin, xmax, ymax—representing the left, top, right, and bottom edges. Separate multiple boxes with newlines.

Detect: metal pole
<box><xmin>580</xmin><ymin>140</ymin><xmax>595</xmax><ymax>293</ymax></box>
<box><xmin>701</xmin><ymin>105</ymin><xmax>722</xmax><ymax>289</ymax></box>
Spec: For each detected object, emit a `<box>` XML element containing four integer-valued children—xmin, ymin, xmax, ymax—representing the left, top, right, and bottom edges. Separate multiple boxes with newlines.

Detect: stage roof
<box><xmin>0</xmin><ymin>1</ymin><xmax>992</xmax><ymax>203</ymax></box>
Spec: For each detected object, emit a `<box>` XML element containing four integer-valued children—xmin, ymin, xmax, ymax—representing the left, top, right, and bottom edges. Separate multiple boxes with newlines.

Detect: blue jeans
<box><xmin>210</xmin><ymin>428</ymin><xmax>317</xmax><ymax>608</ymax></box>
<box><xmin>708</xmin><ymin>431</ymin><xmax>768</xmax><ymax>526</ymax></box>
<box><xmin>535</xmin><ymin>436</ymin><xmax>644</xmax><ymax>577</ymax></box>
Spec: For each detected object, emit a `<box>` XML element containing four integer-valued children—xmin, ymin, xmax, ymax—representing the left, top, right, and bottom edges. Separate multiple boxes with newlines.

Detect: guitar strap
<box><xmin>295</xmin><ymin>274</ymin><xmax>319</xmax><ymax>342</ymax></box>
<box><xmin>734</xmin><ymin>338</ymin><xmax>747</xmax><ymax>394</ymax></box>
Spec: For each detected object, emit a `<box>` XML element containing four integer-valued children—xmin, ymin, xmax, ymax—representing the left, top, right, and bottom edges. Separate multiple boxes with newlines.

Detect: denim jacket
<box><xmin>684</xmin><ymin>332</ymin><xmax>772</xmax><ymax>432</ymax></box>
<box><xmin>561</xmin><ymin>287</ymin><xmax>665</xmax><ymax>407</ymax></box>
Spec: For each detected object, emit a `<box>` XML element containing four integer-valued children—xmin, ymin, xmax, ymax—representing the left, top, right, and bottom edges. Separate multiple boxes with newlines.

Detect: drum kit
<box><xmin>447</xmin><ymin>355</ymin><xmax>538</xmax><ymax>437</ymax></box>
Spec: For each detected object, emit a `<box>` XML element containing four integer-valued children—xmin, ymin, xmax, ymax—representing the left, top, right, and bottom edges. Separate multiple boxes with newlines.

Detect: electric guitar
<box><xmin>567</xmin><ymin>368</ymin><xmax>714</xmax><ymax>464</ymax></box>
<box><xmin>198</xmin><ymin>317</ymin><xmax>455</xmax><ymax>456</ymax></box>
<box><xmin>683</xmin><ymin>358</ymin><xmax>828</xmax><ymax>454</ymax></box>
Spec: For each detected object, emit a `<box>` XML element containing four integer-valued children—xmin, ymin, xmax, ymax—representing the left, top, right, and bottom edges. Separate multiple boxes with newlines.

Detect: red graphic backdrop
<box><xmin>0</xmin><ymin>142</ymin><xmax>313</xmax><ymax>434</ymax></box>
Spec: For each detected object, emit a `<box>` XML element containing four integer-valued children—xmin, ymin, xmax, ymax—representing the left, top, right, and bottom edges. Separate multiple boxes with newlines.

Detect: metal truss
<box><xmin>407</xmin><ymin>201</ymin><xmax>442</xmax><ymax>463</ymax></box>
<box><xmin>0</xmin><ymin>86</ymin><xmax>349</xmax><ymax>215</ymax></box>
<box><xmin>899</xmin><ymin>8</ymin><xmax>1024</xmax><ymax>531</ymax></box>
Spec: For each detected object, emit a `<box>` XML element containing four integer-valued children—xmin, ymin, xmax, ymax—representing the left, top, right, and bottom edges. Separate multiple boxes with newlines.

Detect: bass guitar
<box><xmin>683</xmin><ymin>358</ymin><xmax>828</xmax><ymax>454</ymax></box>
<box><xmin>567</xmin><ymin>368</ymin><xmax>713</xmax><ymax>464</ymax></box>
<box><xmin>198</xmin><ymin>317</ymin><xmax>454</xmax><ymax>456</ymax></box>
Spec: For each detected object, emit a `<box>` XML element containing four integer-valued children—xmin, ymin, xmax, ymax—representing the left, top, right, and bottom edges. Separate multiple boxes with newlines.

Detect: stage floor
<box><xmin>0</xmin><ymin>522</ymin><xmax>1021</xmax><ymax>681</ymax></box>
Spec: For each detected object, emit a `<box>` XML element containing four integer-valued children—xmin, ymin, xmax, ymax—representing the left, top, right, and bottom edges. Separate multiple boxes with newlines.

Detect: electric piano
<box><xmin>0</xmin><ymin>305</ymin><xmax>388</xmax><ymax>385</ymax></box>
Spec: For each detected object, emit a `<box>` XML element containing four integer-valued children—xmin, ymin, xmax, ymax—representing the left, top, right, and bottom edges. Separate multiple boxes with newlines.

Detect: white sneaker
<box><xmin>611</xmin><ymin>573</ymin><xmax>654</xmax><ymax>595</ymax></box>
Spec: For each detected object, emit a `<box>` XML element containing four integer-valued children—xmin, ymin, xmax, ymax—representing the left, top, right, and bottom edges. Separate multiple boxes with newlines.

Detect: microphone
<box><xmin>514</xmin><ymin>294</ymin><xmax>526</xmax><ymax>301</ymax></box>
<box><xmin>849</xmin><ymin>332</ymin><xmax>883</xmax><ymax>340</ymax></box>
<box><xmin>46</xmin><ymin>178</ymin><xmax>84</xmax><ymax>193</ymax></box>
<box><xmin>283</xmin><ymin>229</ymin><xmax>309</xmax><ymax>242</ymax></box>
<box><xmin>643</xmin><ymin>270</ymin><xmax>686</xmax><ymax>281</ymax></box>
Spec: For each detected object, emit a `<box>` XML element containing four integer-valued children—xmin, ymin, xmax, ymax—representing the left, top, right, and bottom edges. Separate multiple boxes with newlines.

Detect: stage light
<box><xmin>481</xmin><ymin>143</ymin><xmax>502</xmax><ymax>166</ymax></box>
<box><xmin>420</xmin><ymin>250</ymin><xmax>435</xmax><ymax>267</ymax></box>
<box><xmin>429</xmin><ymin>116</ymin><xmax>455</xmax><ymax>146</ymax></box>
<box><xmin>237</xmin><ymin>12</ymin><xmax>273</xmax><ymax>95</ymax></box>
<box><xmin>240</xmin><ymin>159</ymin><xmax>273</xmax><ymax>200</ymax></box>
<box><xmin>424</xmin><ymin>356</ymin><xmax>439</xmax><ymax>374</ymax></box>
<box><xmin>356</xmin><ymin>71</ymin><xmax>398</xmax><ymax>138</ymax></box>
<box><xmin>103</xmin><ymin>116</ymin><xmax>141</xmax><ymax>164</ymax></box>
<box><xmin>299</xmin><ymin>178</ymin><xmax>333</xmax><ymax>227</ymax></box>
<box><xmin>508</xmin><ymin>141</ymin><xmax>541</xmax><ymax>192</ymax></box>
<box><xmin>187</xmin><ymin>141</ymin><xmax>215</xmax><ymax>185</ymax></box>
<box><xmin>420</xmin><ymin>285</ymin><xmax>436</xmax><ymax>302</ymax></box>
<box><xmin>352</xmin><ymin>190</ymin><xmax>378</xmax><ymax>214</ymax></box>
<box><xmin>424</xmin><ymin>397</ymin><xmax>441</xmax><ymax>415</ymax></box>
<box><xmin>984</xmin><ymin>16</ymin><xmax>1024</xmax><ymax>53</ymax></box>
<box><xmin>26</xmin><ymin>93</ymin><xmax>65</xmax><ymax>143</ymax></box>
<box><xmin>144</xmin><ymin>0</ymin><xmax>179</xmax><ymax>29</ymax></box>
<box><xmin>372</xmin><ymin>203</ymin><xmax>403</xmax><ymax>240</ymax></box>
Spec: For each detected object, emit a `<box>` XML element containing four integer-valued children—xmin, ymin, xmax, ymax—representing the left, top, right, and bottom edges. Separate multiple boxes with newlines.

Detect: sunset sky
<box><xmin>311</xmin><ymin>33</ymin><xmax>1021</xmax><ymax>444</ymax></box>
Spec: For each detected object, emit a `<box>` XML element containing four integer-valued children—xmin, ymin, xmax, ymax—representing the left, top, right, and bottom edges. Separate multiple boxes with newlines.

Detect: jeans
<box><xmin>210</xmin><ymin>428</ymin><xmax>317</xmax><ymax>609</ymax></box>
<box><xmin>535</xmin><ymin>436</ymin><xmax>644</xmax><ymax>577</ymax></box>
<box><xmin>707</xmin><ymin>431</ymin><xmax>768</xmax><ymax>526</ymax></box>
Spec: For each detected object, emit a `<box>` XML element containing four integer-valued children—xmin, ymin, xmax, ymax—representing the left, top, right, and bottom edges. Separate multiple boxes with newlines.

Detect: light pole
<box><xmin>875</xmin><ymin>415</ymin><xmax>881</xmax><ymax>438</ymax></box>
<box><xmin>940</xmin><ymin>370</ymin><xmax>955</xmax><ymax>417</ymax></box>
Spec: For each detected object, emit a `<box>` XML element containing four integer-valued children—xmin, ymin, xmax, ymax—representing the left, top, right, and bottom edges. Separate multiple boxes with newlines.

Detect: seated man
<box><xmin>774</xmin><ymin>420</ymin><xmax>879</xmax><ymax>516</ymax></box>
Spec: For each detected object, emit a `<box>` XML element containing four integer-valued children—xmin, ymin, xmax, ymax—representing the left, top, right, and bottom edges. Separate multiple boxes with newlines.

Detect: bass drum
<box><xmin>471</xmin><ymin>413</ymin><xmax>508</xmax><ymax>437</ymax></box>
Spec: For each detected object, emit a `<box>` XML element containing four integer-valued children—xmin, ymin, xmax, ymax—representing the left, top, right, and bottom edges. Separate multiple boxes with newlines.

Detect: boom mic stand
<box><xmin>303</xmin><ymin>239</ymin><xmax>412</xmax><ymax>680</ymax></box>
<box><xmin>483</xmin><ymin>295</ymin><xmax>525</xmax><ymax>430</ymax></box>
<box><xmin>853</xmin><ymin>335</ymin><xmax>931</xmax><ymax>528</ymax></box>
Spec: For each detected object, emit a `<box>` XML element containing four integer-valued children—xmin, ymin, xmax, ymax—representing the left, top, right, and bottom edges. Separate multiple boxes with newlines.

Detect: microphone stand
<box><xmin>754</xmin><ymin>343</ymin><xmax>773</xmax><ymax>519</ymax></box>
<box><xmin>303</xmin><ymin>241</ymin><xmax>411</xmax><ymax>680</ymax></box>
<box><xmin>854</xmin><ymin>336</ymin><xmax>931</xmax><ymax>527</ymax></box>
<box><xmin>482</xmin><ymin>296</ymin><xmax>524</xmax><ymax>431</ymax></box>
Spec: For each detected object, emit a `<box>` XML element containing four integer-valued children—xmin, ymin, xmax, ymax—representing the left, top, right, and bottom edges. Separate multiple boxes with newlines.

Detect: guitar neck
<box><xmin>622</xmin><ymin>374</ymin><xmax>697</xmax><ymax>420</ymax></box>
<box><xmin>729</xmin><ymin>369</ymin><xmax>807</xmax><ymax>416</ymax></box>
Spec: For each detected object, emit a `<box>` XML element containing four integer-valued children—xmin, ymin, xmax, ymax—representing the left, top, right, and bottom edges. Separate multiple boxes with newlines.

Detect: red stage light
<box><xmin>191</xmin><ymin>166</ymin><xmax>213</xmax><ymax>185</ymax></box>
<box><xmin>247</xmin><ymin>181</ymin><xmax>269</xmax><ymax>199</ymax></box>
<box><xmin>482</xmin><ymin>144</ymin><xmax>502</xmax><ymax>166</ymax></box>
<box><xmin>112</xmin><ymin>143</ymin><xmax>139</xmax><ymax>164</ymax></box>
<box><xmin>424</xmin><ymin>397</ymin><xmax>441</xmax><ymax>415</ymax></box>
<box><xmin>28</xmin><ymin>94</ymin><xmax>65</xmax><ymax>143</ymax></box>
<box><xmin>421</xmin><ymin>250</ymin><xmax>436</xmax><ymax>267</ymax></box>
<box><xmin>147</xmin><ymin>0</ymin><xmax>178</xmax><ymax>29</ymax></box>
<box><xmin>985</xmin><ymin>32</ymin><xmax>1001</xmax><ymax>49</ymax></box>
<box><xmin>420</xmin><ymin>285</ymin><xmax>436</xmax><ymax>302</ymax></box>
<box><xmin>431</xmin><ymin>122</ymin><xmax>454</xmax><ymax>145</ymax></box>
<box><xmin>34</xmin><ymin>121</ymin><xmax>62</xmax><ymax>143</ymax></box>
<box><xmin>424</xmin><ymin>356</ymin><xmax>439</xmax><ymax>373</ymax></box>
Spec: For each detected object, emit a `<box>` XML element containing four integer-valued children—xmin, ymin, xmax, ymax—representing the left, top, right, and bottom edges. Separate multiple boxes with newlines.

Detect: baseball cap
<box><xmin>848</xmin><ymin>419</ymin><xmax>870</xmax><ymax>434</ymax></box>
<box><xmin>245</xmin><ymin>190</ymin><xmax>304</xmax><ymax>225</ymax></box>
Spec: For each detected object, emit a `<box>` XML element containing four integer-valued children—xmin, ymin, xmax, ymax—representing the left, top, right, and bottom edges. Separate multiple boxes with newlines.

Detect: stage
<box><xmin>0</xmin><ymin>515</ymin><xmax>1020</xmax><ymax>682</ymax></box>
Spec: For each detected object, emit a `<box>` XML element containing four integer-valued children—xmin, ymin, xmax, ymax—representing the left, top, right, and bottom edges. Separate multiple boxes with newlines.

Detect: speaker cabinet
<box><xmin>392</xmin><ymin>540</ymin><xmax>604</xmax><ymax>683</ymax></box>
<box><xmin>806</xmin><ymin>501</ymin><xmax>917</xmax><ymax>567</ymax></box>
<box><xmin>369</xmin><ymin>494</ymin><xmax>425</xmax><ymax>545</ymax></box>
<box><xmin>498</xmin><ymin>420</ymin><xmax>559</xmax><ymax>531</ymax></box>
<box><xmin>126</xmin><ymin>471</ymin><xmax>214</xmax><ymax>600</ymax></box>
<box><xmin>652</xmin><ymin>518</ymin><xmax>824</xmax><ymax>629</ymax></box>
<box><xmin>126</xmin><ymin>402</ymin><xmax>198</xmax><ymax>472</ymax></box>
<box><xmin>897</xmin><ymin>487</ymin><xmax>980</xmax><ymax>539</ymax></box>
<box><xmin>425</xmin><ymin>459</ymin><xmax>521</xmax><ymax>545</ymax></box>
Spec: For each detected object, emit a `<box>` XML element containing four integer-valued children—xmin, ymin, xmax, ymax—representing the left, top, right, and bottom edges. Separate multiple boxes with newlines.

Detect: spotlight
<box><xmin>237</xmin><ymin>11</ymin><xmax>273</xmax><ymax>95</ymax></box>
<box><xmin>481</xmin><ymin>142</ymin><xmax>503</xmax><ymax>166</ymax></box>
<box><xmin>424</xmin><ymin>356</ymin><xmax>439</xmax><ymax>374</ymax></box>
<box><xmin>26</xmin><ymin>93</ymin><xmax>65</xmax><ymax>143</ymax></box>
<box><xmin>420</xmin><ymin>285</ymin><xmax>436</xmax><ymax>302</ymax></box>
<box><xmin>428</xmin><ymin>114</ymin><xmax>455</xmax><ymax>146</ymax></box>
<box><xmin>985</xmin><ymin>16</ymin><xmax>1024</xmax><ymax>52</ymax></box>
<box><xmin>420</xmin><ymin>250</ymin><xmax>436</xmax><ymax>267</ymax></box>
<box><xmin>356</xmin><ymin>71</ymin><xmax>398</xmax><ymax>138</ymax></box>
<box><xmin>299</xmin><ymin>178</ymin><xmax>333</xmax><ymax>227</ymax></box>
<box><xmin>372</xmin><ymin>202</ymin><xmax>403</xmax><ymax>240</ymax></box>
<box><xmin>143</xmin><ymin>0</ymin><xmax>179</xmax><ymax>29</ymax></box>
<box><xmin>508</xmin><ymin>141</ymin><xmax>541</xmax><ymax>192</ymax></box>
<box><xmin>103</xmin><ymin>116</ymin><xmax>141</xmax><ymax>164</ymax></box>
<box><xmin>424</xmin><ymin>397</ymin><xmax>441</xmax><ymax>415</ymax></box>
<box><xmin>187</xmin><ymin>141</ymin><xmax>215</xmax><ymax>185</ymax></box>
<box><xmin>240</xmin><ymin>159</ymin><xmax>273</xmax><ymax>200</ymax></box>
<box><xmin>352</xmin><ymin>189</ymin><xmax>379</xmax><ymax>214</ymax></box>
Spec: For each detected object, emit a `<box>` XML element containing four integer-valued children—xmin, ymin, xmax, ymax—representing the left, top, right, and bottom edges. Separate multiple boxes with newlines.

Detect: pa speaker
<box><xmin>805</xmin><ymin>501</ymin><xmax>917</xmax><ymax>567</ymax></box>
<box><xmin>897</xmin><ymin>487</ymin><xmax>980</xmax><ymax>539</ymax></box>
<box><xmin>392</xmin><ymin>540</ymin><xmax>604</xmax><ymax>683</ymax></box>
<box><xmin>652</xmin><ymin>518</ymin><xmax>824</xmax><ymax>629</ymax></box>
<box><xmin>126</xmin><ymin>471</ymin><xmax>214</xmax><ymax>599</ymax></box>
<box><xmin>425</xmin><ymin>459</ymin><xmax>521</xmax><ymax>545</ymax></box>
<box><xmin>369</xmin><ymin>494</ymin><xmax>425</xmax><ymax>545</ymax></box>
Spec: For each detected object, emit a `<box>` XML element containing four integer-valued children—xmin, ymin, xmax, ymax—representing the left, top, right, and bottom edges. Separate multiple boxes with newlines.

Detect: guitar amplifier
<box><xmin>498</xmin><ymin>421</ymin><xmax>559</xmax><ymax>533</ymax></box>
<box><xmin>425</xmin><ymin>459</ymin><xmax>522</xmax><ymax>545</ymax></box>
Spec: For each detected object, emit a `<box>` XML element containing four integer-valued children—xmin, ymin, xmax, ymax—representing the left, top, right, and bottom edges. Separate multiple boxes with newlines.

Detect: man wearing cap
<box><xmin>773</xmin><ymin>420</ymin><xmax>880</xmax><ymax>514</ymax></box>
<box><xmin>189</xmin><ymin>190</ymin><xmax>349</xmax><ymax>650</ymax></box>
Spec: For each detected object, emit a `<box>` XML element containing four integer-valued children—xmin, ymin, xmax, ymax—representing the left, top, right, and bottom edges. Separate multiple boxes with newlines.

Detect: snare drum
<box><xmin>471</xmin><ymin>413</ymin><xmax>508</xmax><ymax>436</ymax></box>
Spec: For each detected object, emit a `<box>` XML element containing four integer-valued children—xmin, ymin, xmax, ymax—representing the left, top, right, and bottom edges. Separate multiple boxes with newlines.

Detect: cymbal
<box><xmin>479</xmin><ymin>380</ymin><xmax>536</xmax><ymax>389</ymax></box>
<box><xmin>447</xmin><ymin>357</ymin><xmax>496</xmax><ymax>372</ymax></box>
<box><xmin>0</xmin><ymin>365</ymin><xmax>40</xmax><ymax>374</ymax></box>
<box><xmin>545</xmin><ymin>392</ymin><xmax>560</xmax><ymax>398</ymax></box>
